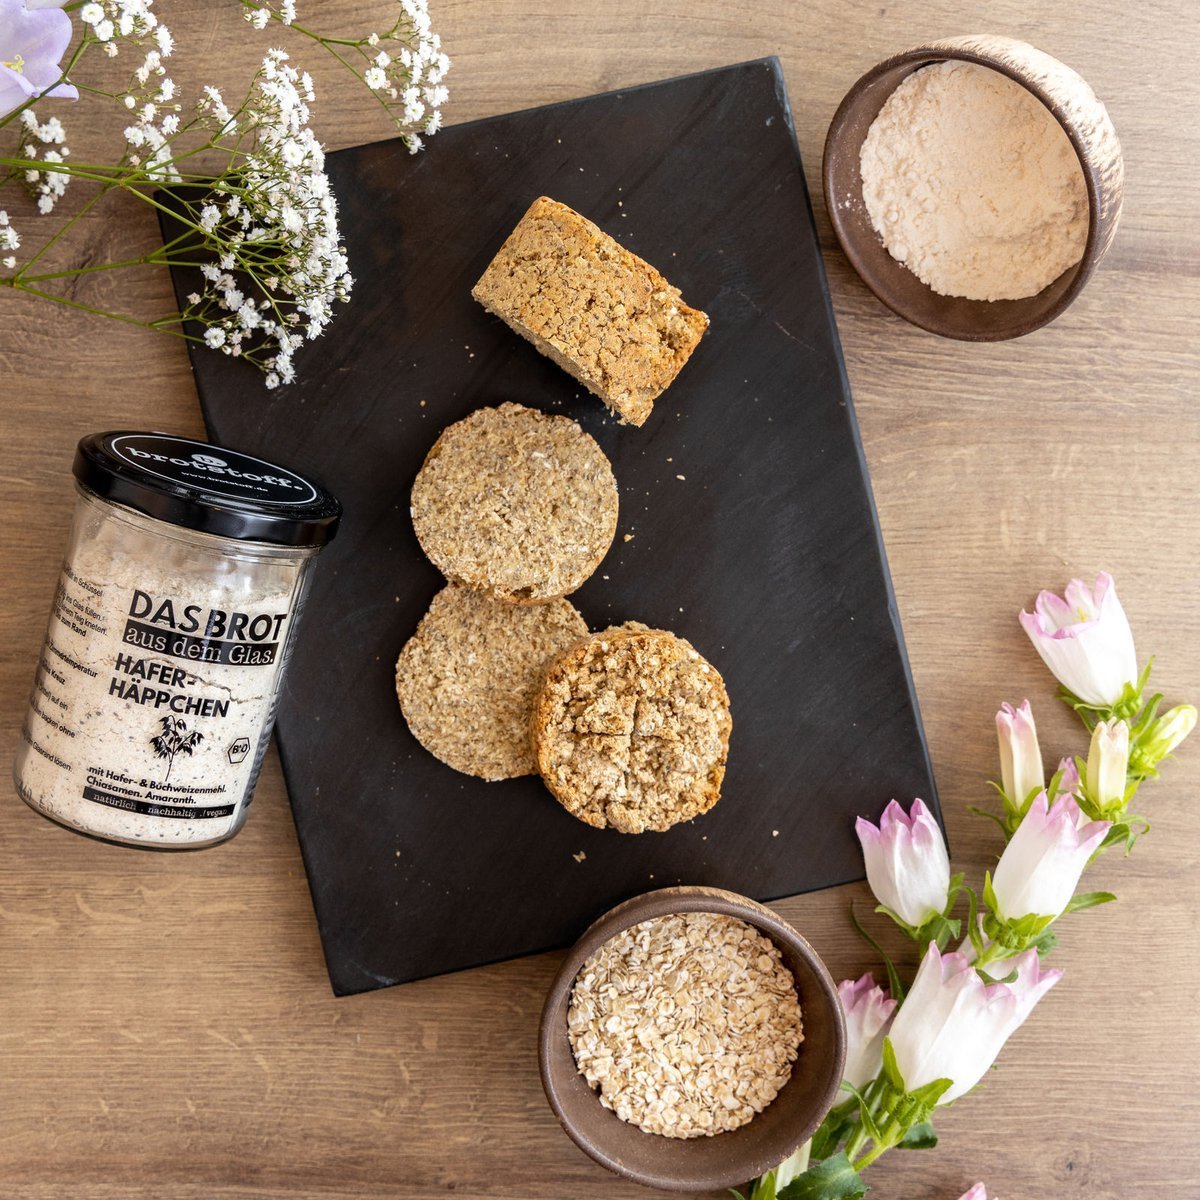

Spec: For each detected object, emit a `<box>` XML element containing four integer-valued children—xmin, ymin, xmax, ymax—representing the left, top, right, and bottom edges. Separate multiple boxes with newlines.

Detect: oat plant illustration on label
<box><xmin>151</xmin><ymin>715</ymin><xmax>203</xmax><ymax>783</ymax></box>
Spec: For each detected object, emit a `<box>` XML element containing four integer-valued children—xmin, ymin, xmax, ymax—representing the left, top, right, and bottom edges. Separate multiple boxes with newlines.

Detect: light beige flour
<box><xmin>860</xmin><ymin>61</ymin><xmax>1089</xmax><ymax>301</ymax></box>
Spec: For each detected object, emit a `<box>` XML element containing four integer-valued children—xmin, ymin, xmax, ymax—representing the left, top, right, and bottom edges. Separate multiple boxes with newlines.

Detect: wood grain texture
<box><xmin>1</xmin><ymin>3</ymin><xmax>1197</xmax><ymax>1198</ymax></box>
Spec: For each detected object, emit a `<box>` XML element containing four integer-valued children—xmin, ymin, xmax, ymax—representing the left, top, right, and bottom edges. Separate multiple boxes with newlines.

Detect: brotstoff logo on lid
<box><xmin>108</xmin><ymin>434</ymin><xmax>320</xmax><ymax>505</ymax></box>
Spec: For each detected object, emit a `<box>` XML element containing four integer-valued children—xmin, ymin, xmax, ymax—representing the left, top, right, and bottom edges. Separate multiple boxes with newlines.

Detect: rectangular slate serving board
<box><xmin>170</xmin><ymin>58</ymin><xmax>939</xmax><ymax>995</ymax></box>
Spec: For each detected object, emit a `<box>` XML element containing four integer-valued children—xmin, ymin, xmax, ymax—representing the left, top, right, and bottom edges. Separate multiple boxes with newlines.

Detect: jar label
<box><xmin>18</xmin><ymin>556</ymin><xmax>294</xmax><ymax>844</ymax></box>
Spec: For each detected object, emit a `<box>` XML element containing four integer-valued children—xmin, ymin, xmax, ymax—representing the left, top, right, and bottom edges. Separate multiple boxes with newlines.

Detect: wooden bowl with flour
<box><xmin>823</xmin><ymin>35</ymin><xmax>1123</xmax><ymax>340</ymax></box>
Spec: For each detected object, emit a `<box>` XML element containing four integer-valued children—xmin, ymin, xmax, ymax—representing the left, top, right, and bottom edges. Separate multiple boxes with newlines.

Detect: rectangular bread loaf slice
<box><xmin>471</xmin><ymin>196</ymin><xmax>709</xmax><ymax>427</ymax></box>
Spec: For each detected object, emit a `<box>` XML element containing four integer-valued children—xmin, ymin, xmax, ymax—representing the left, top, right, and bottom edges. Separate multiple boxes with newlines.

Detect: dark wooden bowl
<box><xmin>823</xmin><ymin>34</ymin><xmax>1124</xmax><ymax>340</ymax></box>
<box><xmin>538</xmin><ymin>886</ymin><xmax>846</xmax><ymax>1192</ymax></box>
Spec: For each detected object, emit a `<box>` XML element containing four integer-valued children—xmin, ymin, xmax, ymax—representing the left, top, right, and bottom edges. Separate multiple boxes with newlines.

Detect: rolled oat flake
<box><xmin>14</xmin><ymin>431</ymin><xmax>340</xmax><ymax>849</ymax></box>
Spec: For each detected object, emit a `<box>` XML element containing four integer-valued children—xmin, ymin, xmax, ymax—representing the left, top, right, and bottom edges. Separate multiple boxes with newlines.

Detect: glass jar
<box><xmin>14</xmin><ymin>431</ymin><xmax>340</xmax><ymax>849</ymax></box>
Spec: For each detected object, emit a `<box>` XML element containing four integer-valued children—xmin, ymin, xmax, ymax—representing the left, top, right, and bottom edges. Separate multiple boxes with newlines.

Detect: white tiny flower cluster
<box><xmin>375</xmin><ymin>0</ymin><xmax>451</xmax><ymax>152</ymax></box>
<box><xmin>82</xmin><ymin>1</ymin><xmax>185</xmax><ymax>178</ymax></box>
<box><xmin>185</xmin><ymin>50</ymin><xmax>352</xmax><ymax>386</ymax></box>
<box><xmin>244</xmin><ymin>1</ymin><xmax>297</xmax><ymax>29</ymax></box>
<box><xmin>243</xmin><ymin>0</ymin><xmax>451</xmax><ymax>153</ymax></box>
<box><xmin>0</xmin><ymin>210</ymin><xmax>20</xmax><ymax>271</ymax></box>
<box><xmin>17</xmin><ymin>111</ymin><xmax>72</xmax><ymax>215</ymax></box>
<box><xmin>79</xmin><ymin>1</ymin><xmax>170</xmax><ymax>57</ymax></box>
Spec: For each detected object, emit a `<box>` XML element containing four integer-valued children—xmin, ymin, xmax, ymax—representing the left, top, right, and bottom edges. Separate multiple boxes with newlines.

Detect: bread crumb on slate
<box><xmin>471</xmin><ymin>197</ymin><xmax>709</xmax><ymax>427</ymax></box>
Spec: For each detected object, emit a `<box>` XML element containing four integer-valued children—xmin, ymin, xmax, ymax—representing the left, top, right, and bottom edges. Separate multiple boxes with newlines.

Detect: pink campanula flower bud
<box><xmin>1053</xmin><ymin>755</ymin><xmax>1081</xmax><ymax>801</ymax></box>
<box><xmin>838</xmin><ymin>973</ymin><xmax>897</xmax><ymax>1092</ymax></box>
<box><xmin>996</xmin><ymin>700</ymin><xmax>1043</xmax><ymax>815</ymax></box>
<box><xmin>855</xmin><ymin>799</ymin><xmax>951</xmax><ymax>928</ymax></box>
<box><xmin>1084</xmin><ymin>719</ymin><xmax>1129</xmax><ymax>816</ymax></box>
<box><xmin>888</xmin><ymin>943</ymin><xmax>1061</xmax><ymax>1104</ymax></box>
<box><xmin>1133</xmin><ymin>704</ymin><xmax>1198</xmax><ymax>776</ymax></box>
<box><xmin>992</xmin><ymin>793</ymin><xmax>1110</xmax><ymax>920</ymax></box>
<box><xmin>1019</xmin><ymin>572</ymin><xmax>1138</xmax><ymax>707</ymax></box>
<box><xmin>958</xmin><ymin>1186</ymin><xmax>989</xmax><ymax>1200</ymax></box>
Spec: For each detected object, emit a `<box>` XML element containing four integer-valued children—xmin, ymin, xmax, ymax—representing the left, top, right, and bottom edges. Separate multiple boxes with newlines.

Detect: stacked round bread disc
<box><xmin>531</xmin><ymin>624</ymin><xmax>732</xmax><ymax>833</ymax></box>
<box><xmin>410</xmin><ymin>402</ymin><xmax>619</xmax><ymax>603</ymax></box>
<box><xmin>396</xmin><ymin>584</ymin><xmax>587</xmax><ymax>781</ymax></box>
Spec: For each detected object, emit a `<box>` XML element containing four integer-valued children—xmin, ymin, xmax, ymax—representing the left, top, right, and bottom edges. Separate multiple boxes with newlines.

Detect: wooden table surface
<box><xmin>3</xmin><ymin>3</ymin><xmax>1198</xmax><ymax>1197</ymax></box>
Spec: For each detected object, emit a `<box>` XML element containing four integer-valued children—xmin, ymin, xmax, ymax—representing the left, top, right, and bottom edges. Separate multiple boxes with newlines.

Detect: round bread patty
<box><xmin>396</xmin><ymin>584</ymin><xmax>588</xmax><ymax>780</ymax></box>
<box><xmin>531</xmin><ymin>625</ymin><xmax>732</xmax><ymax>833</ymax></box>
<box><xmin>410</xmin><ymin>403</ymin><xmax>619</xmax><ymax>603</ymax></box>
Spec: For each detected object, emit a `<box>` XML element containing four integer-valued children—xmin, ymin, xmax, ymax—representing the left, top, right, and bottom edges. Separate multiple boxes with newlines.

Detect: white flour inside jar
<box><xmin>859</xmin><ymin>60</ymin><xmax>1089</xmax><ymax>301</ymax></box>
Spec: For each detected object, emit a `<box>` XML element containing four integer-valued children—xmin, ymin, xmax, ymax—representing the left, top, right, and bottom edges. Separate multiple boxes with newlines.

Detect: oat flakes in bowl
<box><xmin>567</xmin><ymin>911</ymin><xmax>803</xmax><ymax>1138</ymax></box>
<box><xmin>539</xmin><ymin>887</ymin><xmax>847</xmax><ymax>1193</ymax></box>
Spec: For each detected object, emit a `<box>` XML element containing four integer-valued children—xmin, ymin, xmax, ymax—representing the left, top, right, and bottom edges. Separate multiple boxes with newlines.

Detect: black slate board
<box><xmin>170</xmin><ymin>58</ymin><xmax>939</xmax><ymax>995</ymax></box>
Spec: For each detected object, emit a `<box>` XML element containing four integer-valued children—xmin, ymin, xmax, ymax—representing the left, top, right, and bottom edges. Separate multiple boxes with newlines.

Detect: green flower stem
<box><xmin>849</xmin><ymin>1090</ymin><xmax>927</xmax><ymax>1171</ymax></box>
<box><xmin>16</xmin><ymin>185</ymin><xmax>106</xmax><ymax>275</ymax></box>
<box><xmin>0</xmin><ymin>276</ymin><xmax>204</xmax><ymax>344</ymax></box>
<box><xmin>841</xmin><ymin>1077</ymin><xmax>883</xmax><ymax>1163</ymax></box>
<box><xmin>0</xmin><ymin>156</ymin><xmax>259</xmax><ymax>194</ymax></box>
<box><xmin>851</xmin><ymin>1117</ymin><xmax>903</xmax><ymax>1171</ymax></box>
<box><xmin>236</xmin><ymin>1</ymin><xmax>370</xmax><ymax>48</ymax></box>
<box><xmin>18</xmin><ymin>258</ymin><xmax>217</xmax><ymax>282</ymax></box>
<box><xmin>972</xmin><ymin>940</ymin><xmax>1014</xmax><ymax>973</ymax></box>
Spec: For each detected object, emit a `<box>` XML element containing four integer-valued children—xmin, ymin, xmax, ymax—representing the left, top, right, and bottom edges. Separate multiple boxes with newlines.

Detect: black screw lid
<box><xmin>73</xmin><ymin>431</ymin><xmax>341</xmax><ymax>548</ymax></box>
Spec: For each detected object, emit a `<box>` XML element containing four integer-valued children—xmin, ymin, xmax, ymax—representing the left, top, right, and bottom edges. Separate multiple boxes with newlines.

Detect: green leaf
<box><xmin>964</xmin><ymin>884</ymin><xmax>984</xmax><ymax>957</ymax></box>
<box><xmin>810</xmin><ymin>1106</ymin><xmax>855</xmax><ymax>1162</ymax></box>
<box><xmin>968</xmin><ymin>803</ymin><xmax>1009</xmax><ymax>835</ymax></box>
<box><xmin>1102</xmin><ymin>817</ymin><xmax>1149</xmax><ymax>855</ymax></box>
<box><xmin>1129</xmin><ymin>691</ymin><xmax>1164</xmax><ymax>739</ymax></box>
<box><xmin>897</xmin><ymin>1120</ymin><xmax>937</xmax><ymax>1150</ymax></box>
<box><xmin>849</xmin><ymin>904</ymin><xmax>905</xmax><ymax>1003</ymax></box>
<box><xmin>1030</xmin><ymin>926</ymin><xmax>1058</xmax><ymax>957</ymax></box>
<box><xmin>906</xmin><ymin>1075</ymin><xmax>953</xmax><ymax>1109</ymax></box>
<box><xmin>777</xmin><ymin>1153</ymin><xmax>868</xmax><ymax>1200</ymax></box>
<box><xmin>872</xmin><ymin>903</ymin><xmax>919</xmax><ymax>939</ymax></box>
<box><xmin>982</xmin><ymin>870</ymin><xmax>999</xmax><ymax>916</ymax></box>
<box><xmin>880</xmin><ymin>1036</ymin><xmax>905</xmax><ymax>1092</ymax></box>
<box><xmin>750</xmin><ymin>1173</ymin><xmax>778</xmax><ymax>1200</ymax></box>
<box><xmin>1002</xmin><ymin>911</ymin><xmax>1056</xmax><ymax>942</ymax></box>
<box><xmin>1064</xmin><ymin>890</ymin><xmax>1117</xmax><ymax>913</ymax></box>
<box><xmin>911</xmin><ymin>910</ymin><xmax>960</xmax><ymax>952</ymax></box>
<box><xmin>855</xmin><ymin>1089</ymin><xmax>884</xmax><ymax>1145</ymax></box>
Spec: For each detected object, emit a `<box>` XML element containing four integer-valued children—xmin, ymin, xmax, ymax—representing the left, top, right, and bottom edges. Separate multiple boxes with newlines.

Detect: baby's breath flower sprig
<box><xmin>164</xmin><ymin>50</ymin><xmax>353</xmax><ymax>386</ymax></box>
<box><xmin>1</xmin><ymin>1</ymin><xmax>446</xmax><ymax>382</ymax></box>
<box><xmin>239</xmin><ymin>0</ymin><xmax>450</xmax><ymax>151</ymax></box>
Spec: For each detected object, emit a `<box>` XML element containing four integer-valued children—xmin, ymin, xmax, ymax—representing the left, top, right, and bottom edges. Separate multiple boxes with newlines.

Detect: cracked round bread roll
<box><xmin>396</xmin><ymin>583</ymin><xmax>588</xmax><ymax>780</ymax></box>
<box><xmin>410</xmin><ymin>402</ymin><xmax>619</xmax><ymax>604</ymax></box>
<box><xmin>531</xmin><ymin>624</ymin><xmax>732</xmax><ymax>833</ymax></box>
